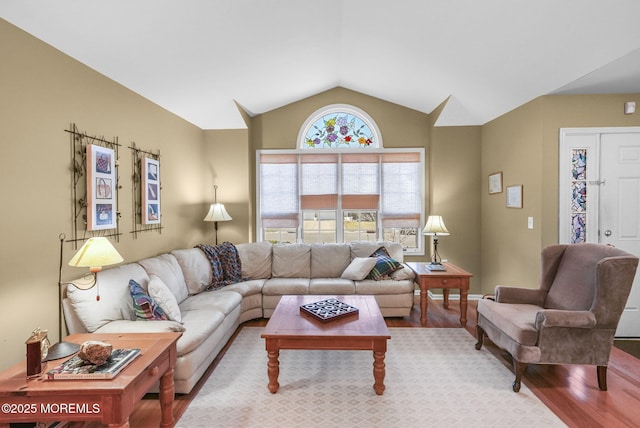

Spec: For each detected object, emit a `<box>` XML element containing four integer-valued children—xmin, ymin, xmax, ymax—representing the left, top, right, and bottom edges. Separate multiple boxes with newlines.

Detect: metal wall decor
<box><xmin>65</xmin><ymin>123</ymin><xmax>121</xmax><ymax>249</ymax></box>
<box><xmin>129</xmin><ymin>142</ymin><xmax>162</xmax><ymax>238</ymax></box>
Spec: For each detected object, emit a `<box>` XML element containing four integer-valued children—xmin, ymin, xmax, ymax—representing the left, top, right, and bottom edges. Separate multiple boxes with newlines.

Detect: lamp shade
<box><xmin>203</xmin><ymin>203</ymin><xmax>232</xmax><ymax>222</ymax></box>
<box><xmin>68</xmin><ymin>237</ymin><xmax>124</xmax><ymax>273</ymax></box>
<box><xmin>422</xmin><ymin>215</ymin><xmax>450</xmax><ymax>236</ymax></box>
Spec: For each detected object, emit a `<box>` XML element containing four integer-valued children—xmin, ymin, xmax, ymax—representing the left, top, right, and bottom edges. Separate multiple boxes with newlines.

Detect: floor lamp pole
<box><xmin>45</xmin><ymin>234</ymin><xmax>80</xmax><ymax>361</ymax></box>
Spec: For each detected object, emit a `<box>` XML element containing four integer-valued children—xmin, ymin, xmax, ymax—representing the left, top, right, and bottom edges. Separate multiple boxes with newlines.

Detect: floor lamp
<box><xmin>422</xmin><ymin>215</ymin><xmax>450</xmax><ymax>271</ymax></box>
<box><xmin>46</xmin><ymin>234</ymin><xmax>123</xmax><ymax>361</ymax></box>
<box><xmin>204</xmin><ymin>185</ymin><xmax>232</xmax><ymax>245</ymax></box>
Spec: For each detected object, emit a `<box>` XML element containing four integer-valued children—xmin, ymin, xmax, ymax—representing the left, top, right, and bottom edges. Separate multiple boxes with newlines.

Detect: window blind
<box><xmin>381</xmin><ymin>152</ymin><xmax>421</xmax><ymax>227</ymax></box>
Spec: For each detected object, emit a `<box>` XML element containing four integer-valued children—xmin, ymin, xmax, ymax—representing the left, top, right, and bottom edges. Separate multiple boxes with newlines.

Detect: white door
<box><xmin>600</xmin><ymin>133</ymin><xmax>640</xmax><ymax>337</ymax></box>
<box><xmin>559</xmin><ymin>128</ymin><xmax>640</xmax><ymax>337</ymax></box>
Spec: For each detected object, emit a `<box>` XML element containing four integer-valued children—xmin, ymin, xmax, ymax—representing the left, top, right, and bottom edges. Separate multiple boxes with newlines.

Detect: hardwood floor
<box><xmin>122</xmin><ymin>298</ymin><xmax>640</xmax><ymax>427</ymax></box>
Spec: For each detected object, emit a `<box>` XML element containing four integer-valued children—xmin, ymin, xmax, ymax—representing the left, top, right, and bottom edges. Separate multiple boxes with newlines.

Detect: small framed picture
<box><xmin>506</xmin><ymin>185</ymin><xmax>523</xmax><ymax>208</ymax></box>
<box><xmin>488</xmin><ymin>172</ymin><xmax>503</xmax><ymax>194</ymax></box>
<box><xmin>86</xmin><ymin>144</ymin><xmax>117</xmax><ymax>230</ymax></box>
<box><xmin>141</xmin><ymin>157</ymin><xmax>161</xmax><ymax>224</ymax></box>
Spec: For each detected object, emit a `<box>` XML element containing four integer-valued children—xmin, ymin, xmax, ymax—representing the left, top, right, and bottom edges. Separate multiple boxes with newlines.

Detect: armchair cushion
<box><xmin>495</xmin><ymin>286</ymin><xmax>546</xmax><ymax>305</ymax></box>
<box><xmin>534</xmin><ymin>309</ymin><xmax>596</xmax><ymax>329</ymax></box>
<box><xmin>477</xmin><ymin>299</ymin><xmax>539</xmax><ymax>346</ymax></box>
<box><xmin>544</xmin><ymin>244</ymin><xmax>627</xmax><ymax>311</ymax></box>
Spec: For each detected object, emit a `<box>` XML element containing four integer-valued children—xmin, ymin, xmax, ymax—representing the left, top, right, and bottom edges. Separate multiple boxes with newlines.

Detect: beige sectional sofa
<box><xmin>63</xmin><ymin>241</ymin><xmax>415</xmax><ymax>394</ymax></box>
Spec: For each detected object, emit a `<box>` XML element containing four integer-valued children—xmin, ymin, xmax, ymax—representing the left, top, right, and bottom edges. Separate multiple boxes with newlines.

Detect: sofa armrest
<box><xmin>93</xmin><ymin>319</ymin><xmax>185</xmax><ymax>334</ymax></box>
<box><xmin>534</xmin><ymin>309</ymin><xmax>596</xmax><ymax>329</ymax></box>
<box><xmin>495</xmin><ymin>286</ymin><xmax>545</xmax><ymax>305</ymax></box>
<box><xmin>390</xmin><ymin>263</ymin><xmax>415</xmax><ymax>281</ymax></box>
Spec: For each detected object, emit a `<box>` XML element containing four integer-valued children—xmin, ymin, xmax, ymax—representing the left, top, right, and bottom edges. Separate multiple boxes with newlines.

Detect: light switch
<box><xmin>528</xmin><ymin>217</ymin><xmax>534</xmax><ymax>229</ymax></box>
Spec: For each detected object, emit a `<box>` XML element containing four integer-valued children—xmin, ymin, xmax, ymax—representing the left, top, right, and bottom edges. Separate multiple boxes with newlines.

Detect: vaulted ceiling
<box><xmin>2</xmin><ymin>1</ymin><xmax>640</xmax><ymax>129</ymax></box>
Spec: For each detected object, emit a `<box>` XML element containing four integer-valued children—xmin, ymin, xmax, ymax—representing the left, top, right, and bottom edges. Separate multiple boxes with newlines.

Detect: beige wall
<box><xmin>203</xmin><ymin>129</ymin><xmax>251</xmax><ymax>244</ymax></box>
<box><xmin>431</xmin><ymin>125</ymin><xmax>482</xmax><ymax>293</ymax></box>
<box><xmin>480</xmin><ymin>93</ymin><xmax>640</xmax><ymax>293</ymax></box>
<box><xmin>0</xmin><ymin>20</ymin><xmax>208</xmax><ymax>369</ymax></box>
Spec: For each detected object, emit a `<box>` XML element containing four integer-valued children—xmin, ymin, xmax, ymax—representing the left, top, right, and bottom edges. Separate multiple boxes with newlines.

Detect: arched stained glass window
<box><xmin>298</xmin><ymin>104</ymin><xmax>382</xmax><ymax>149</ymax></box>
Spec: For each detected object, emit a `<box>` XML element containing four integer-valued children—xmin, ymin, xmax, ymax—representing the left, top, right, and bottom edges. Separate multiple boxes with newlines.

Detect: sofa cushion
<box><xmin>176</xmin><ymin>309</ymin><xmax>226</xmax><ymax>356</ymax></box>
<box><xmin>272</xmin><ymin>244</ymin><xmax>311</xmax><ymax>278</ymax></box>
<box><xmin>66</xmin><ymin>263</ymin><xmax>145</xmax><ymax>333</ymax></box>
<box><xmin>355</xmin><ymin>279</ymin><xmax>415</xmax><ymax>294</ymax></box>
<box><xmin>171</xmin><ymin>248</ymin><xmax>212</xmax><ymax>295</ymax></box>
<box><xmin>148</xmin><ymin>275</ymin><xmax>182</xmax><ymax>322</ymax></box>
<box><xmin>94</xmin><ymin>319</ymin><xmax>185</xmax><ymax>334</ymax></box>
<box><xmin>341</xmin><ymin>257</ymin><xmax>378</xmax><ymax>280</ymax></box>
<box><xmin>223</xmin><ymin>279</ymin><xmax>266</xmax><ymax>297</ymax></box>
<box><xmin>310</xmin><ymin>244</ymin><xmax>351</xmax><ymax>278</ymax></box>
<box><xmin>390</xmin><ymin>265</ymin><xmax>416</xmax><ymax>281</ymax></box>
<box><xmin>129</xmin><ymin>279</ymin><xmax>168</xmax><ymax>320</ymax></box>
<box><xmin>309</xmin><ymin>278</ymin><xmax>356</xmax><ymax>294</ymax></box>
<box><xmin>178</xmin><ymin>290</ymin><xmax>242</xmax><ymax>316</ymax></box>
<box><xmin>366</xmin><ymin>247</ymin><xmax>403</xmax><ymax>280</ymax></box>
<box><xmin>262</xmin><ymin>277</ymin><xmax>310</xmax><ymax>295</ymax></box>
<box><xmin>138</xmin><ymin>254</ymin><xmax>189</xmax><ymax>303</ymax></box>
<box><xmin>236</xmin><ymin>242</ymin><xmax>272</xmax><ymax>279</ymax></box>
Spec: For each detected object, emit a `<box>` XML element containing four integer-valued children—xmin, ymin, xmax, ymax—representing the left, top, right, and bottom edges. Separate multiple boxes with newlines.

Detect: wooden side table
<box><xmin>0</xmin><ymin>332</ymin><xmax>181</xmax><ymax>428</ymax></box>
<box><xmin>406</xmin><ymin>262</ymin><xmax>473</xmax><ymax>327</ymax></box>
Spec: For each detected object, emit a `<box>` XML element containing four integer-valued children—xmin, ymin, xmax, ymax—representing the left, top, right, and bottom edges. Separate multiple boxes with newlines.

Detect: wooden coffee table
<box><xmin>0</xmin><ymin>332</ymin><xmax>180</xmax><ymax>428</ymax></box>
<box><xmin>261</xmin><ymin>295</ymin><xmax>391</xmax><ymax>395</ymax></box>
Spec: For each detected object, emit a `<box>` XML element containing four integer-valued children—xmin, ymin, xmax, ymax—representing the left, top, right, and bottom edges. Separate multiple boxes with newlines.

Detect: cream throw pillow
<box><xmin>148</xmin><ymin>275</ymin><xmax>182</xmax><ymax>322</ymax></box>
<box><xmin>341</xmin><ymin>257</ymin><xmax>378</xmax><ymax>280</ymax></box>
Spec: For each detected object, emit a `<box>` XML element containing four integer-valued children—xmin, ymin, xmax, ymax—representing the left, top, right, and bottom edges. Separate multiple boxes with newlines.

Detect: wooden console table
<box><xmin>0</xmin><ymin>332</ymin><xmax>180</xmax><ymax>428</ymax></box>
<box><xmin>406</xmin><ymin>262</ymin><xmax>473</xmax><ymax>327</ymax></box>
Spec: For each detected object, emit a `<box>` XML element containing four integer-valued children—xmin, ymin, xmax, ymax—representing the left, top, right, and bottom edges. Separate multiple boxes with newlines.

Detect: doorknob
<box><xmin>604</xmin><ymin>230</ymin><xmax>612</xmax><ymax>237</ymax></box>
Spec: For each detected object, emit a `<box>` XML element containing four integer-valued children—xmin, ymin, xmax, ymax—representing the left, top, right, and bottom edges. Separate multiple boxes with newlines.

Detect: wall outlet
<box><xmin>527</xmin><ymin>217</ymin><xmax>534</xmax><ymax>229</ymax></box>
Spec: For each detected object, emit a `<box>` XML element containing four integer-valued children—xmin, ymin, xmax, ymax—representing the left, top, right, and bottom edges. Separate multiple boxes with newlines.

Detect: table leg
<box><xmin>266</xmin><ymin>340</ymin><xmax>280</xmax><ymax>393</ymax></box>
<box><xmin>460</xmin><ymin>288</ymin><xmax>468</xmax><ymax>326</ymax></box>
<box><xmin>159</xmin><ymin>367</ymin><xmax>175</xmax><ymax>428</ymax></box>
<box><xmin>443</xmin><ymin>289</ymin><xmax>450</xmax><ymax>309</ymax></box>
<box><xmin>372</xmin><ymin>341</ymin><xmax>386</xmax><ymax>395</ymax></box>
<box><xmin>420</xmin><ymin>283</ymin><xmax>428</xmax><ymax>327</ymax></box>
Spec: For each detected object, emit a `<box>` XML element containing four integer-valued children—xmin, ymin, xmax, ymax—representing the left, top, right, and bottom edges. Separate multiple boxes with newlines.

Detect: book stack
<box><xmin>46</xmin><ymin>348</ymin><xmax>141</xmax><ymax>380</ymax></box>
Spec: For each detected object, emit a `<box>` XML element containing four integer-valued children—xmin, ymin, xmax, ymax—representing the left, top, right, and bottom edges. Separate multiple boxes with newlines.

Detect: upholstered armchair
<box><xmin>475</xmin><ymin>243</ymin><xmax>638</xmax><ymax>392</ymax></box>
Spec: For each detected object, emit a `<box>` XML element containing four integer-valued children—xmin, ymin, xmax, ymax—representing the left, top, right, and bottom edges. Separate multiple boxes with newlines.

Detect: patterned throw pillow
<box><xmin>366</xmin><ymin>246</ymin><xmax>403</xmax><ymax>280</ymax></box>
<box><xmin>129</xmin><ymin>279</ymin><xmax>168</xmax><ymax>321</ymax></box>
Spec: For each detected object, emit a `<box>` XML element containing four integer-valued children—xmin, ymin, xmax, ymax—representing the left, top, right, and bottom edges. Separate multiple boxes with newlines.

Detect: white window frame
<box><xmin>256</xmin><ymin>148</ymin><xmax>425</xmax><ymax>255</ymax></box>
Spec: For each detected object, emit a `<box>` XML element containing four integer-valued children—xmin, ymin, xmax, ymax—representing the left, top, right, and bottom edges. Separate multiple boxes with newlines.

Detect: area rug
<box><xmin>178</xmin><ymin>327</ymin><xmax>566</xmax><ymax>427</ymax></box>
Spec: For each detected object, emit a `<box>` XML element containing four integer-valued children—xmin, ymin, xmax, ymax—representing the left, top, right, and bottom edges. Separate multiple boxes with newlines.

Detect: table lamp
<box><xmin>422</xmin><ymin>215</ymin><xmax>450</xmax><ymax>271</ymax></box>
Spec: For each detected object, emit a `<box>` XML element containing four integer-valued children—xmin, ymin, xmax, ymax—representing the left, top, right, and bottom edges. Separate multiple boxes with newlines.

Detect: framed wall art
<box><xmin>141</xmin><ymin>156</ymin><xmax>161</xmax><ymax>224</ymax></box>
<box><xmin>86</xmin><ymin>144</ymin><xmax>117</xmax><ymax>230</ymax></box>
<box><xmin>506</xmin><ymin>184</ymin><xmax>523</xmax><ymax>208</ymax></box>
<box><xmin>488</xmin><ymin>171</ymin><xmax>503</xmax><ymax>194</ymax></box>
